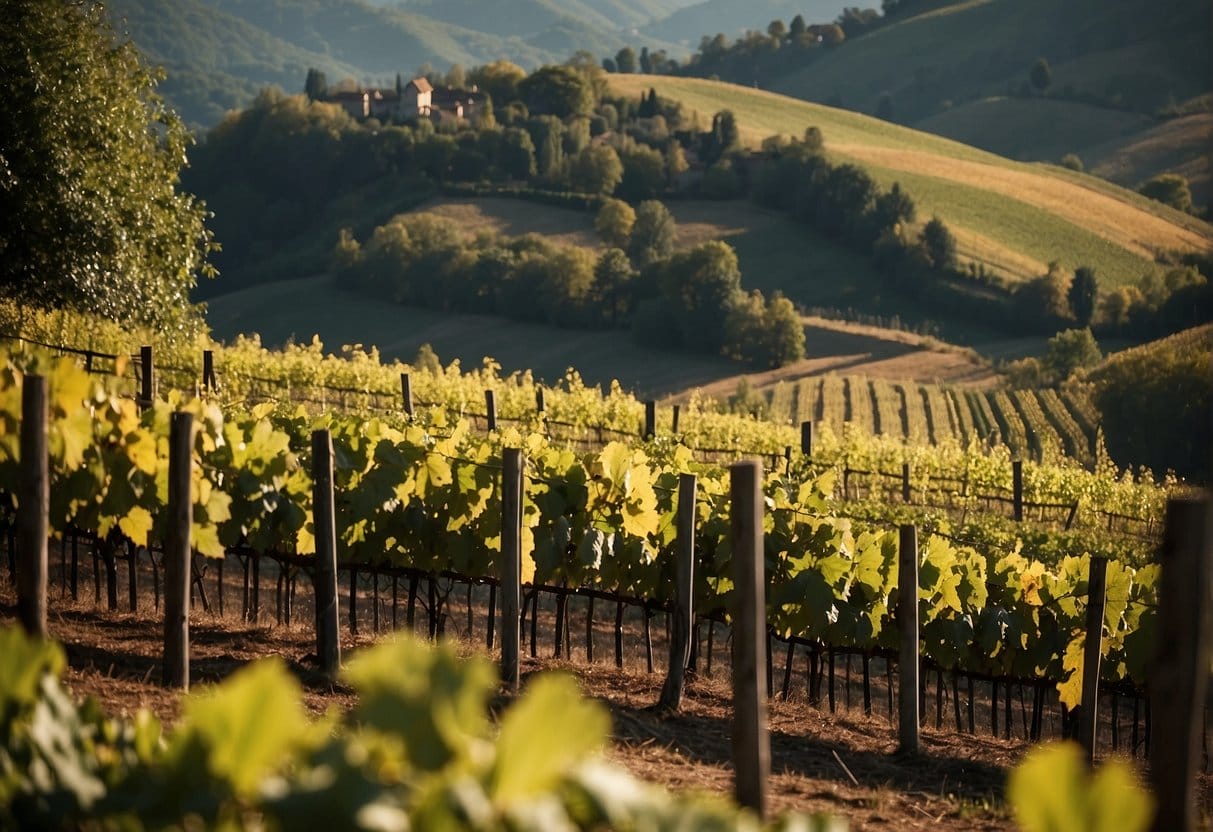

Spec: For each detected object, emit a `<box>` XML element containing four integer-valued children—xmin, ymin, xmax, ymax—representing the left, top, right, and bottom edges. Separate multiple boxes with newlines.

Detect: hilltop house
<box><xmin>324</xmin><ymin>77</ymin><xmax>433</xmax><ymax>122</ymax></box>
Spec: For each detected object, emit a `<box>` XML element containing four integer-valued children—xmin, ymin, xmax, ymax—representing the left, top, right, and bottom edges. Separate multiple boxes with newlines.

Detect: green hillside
<box><xmin>765</xmin><ymin>0</ymin><xmax>1208</xmax><ymax>126</ymax></box>
<box><xmin>642</xmin><ymin>0</ymin><xmax>849</xmax><ymax>46</ymax></box>
<box><xmin>107</xmin><ymin>0</ymin><xmax>686</xmax><ymax>127</ymax></box>
<box><xmin>607</xmin><ymin>74</ymin><xmax>1213</xmax><ymax>287</ymax></box>
<box><xmin>665</xmin><ymin>0</ymin><xmax>1209</xmax><ymax>213</ymax></box>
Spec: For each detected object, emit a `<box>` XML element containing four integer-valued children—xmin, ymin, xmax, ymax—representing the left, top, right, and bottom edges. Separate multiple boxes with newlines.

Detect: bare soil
<box><xmin>3</xmin><ymin>560</ymin><xmax>1207</xmax><ymax>831</ymax></box>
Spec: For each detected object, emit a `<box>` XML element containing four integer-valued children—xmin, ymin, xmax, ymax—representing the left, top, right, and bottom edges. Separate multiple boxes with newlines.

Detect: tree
<box><xmin>595</xmin><ymin>198</ymin><xmax>636</xmax><ymax>248</ymax></box>
<box><xmin>639</xmin><ymin>46</ymin><xmax>652</xmax><ymax>74</ymax></box>
<box><xmin>659</xmin><ymin>240</ymin><xmax>742</xmax><ymax>352</ymax></box>
<box><xmin>789</xmin><ymin>14</ymin><xmax>807</xmax><ymax>37</ymax></box>
<box><xmin>617</xmin><ymin>143</ymin><xmax>666</xmax><ymax>201</ymax></box>
<box><xmin>1014</xmin><ymin>265</ymin><xmax>1073</xmax><ymax>328</ymax></box>
<box><xmin>871</xmin><ymin>182</ymin><xmax>916</xmax><ymax>234</ymax></box>
<box><xmin>615</xmin><ymin>47</ymin><xmax>638</xmax><ymax>74</ymax></box>
<box><xmin>1139</xmin><ymin>174</ymin><xmax>1193</xmax><ymax>213</ymax></box>
<box><xmin>0</xmin><ymin>0</ymin><xmax>214</xmax><ymax>334</ymax></box>
<box><xmin>497</xmin><ymin>127</ymin><xmax>536</xmax><ymax>179</ymax></box>
<box><xmin>725</xmin><ymin>290</ymin><xmax>805</xmax><ymax>367</ymax></box>
<box><xmin>468</xmin><ymin>60</ymin><xmax>527</xmax><ymax>104</ymax></box>
<box><xmin>445</xmin><ymin>63</ymin><xmax>467</xmax><ymax>89</ymax></box>
<box><xmin>767</xmin><ymin>19</ymin><xmax>787</xmax><ymax>40</ymax></box>
<box><xmin>568</xmin><ymin>145</ymin><xmax>623</xmax><ymax>195</ymax></box>
<box><xmin>1059</xmin><ymin>153</ymin><xmax>1083</xmax><ymax>172</ymax></box>
<box><xmin>1068</xmin><ymin>266</ymin><xmax>1098</xmax><ymax>327</ymax></box>
<box><xmin>518</xmin><ymin>66</ymin><xmax>594</xmax><ymax>119</ymax></box>
<box><xmin>1100</xmin><ymin>285</ymin><xmax>1142</xmax><ymax>328</ymax></box>
<box><xmin>1043</xmin><ymin>328</ymin><xmax>1101</xmax><ymax>380</ymax></box>
<box><xmin>305</xmin><ymin>67</ymin><xmax>328</xmax><ymax>101</ymax></box>
<box><xmin>919</xmin><ymin>217</ymin><xmax>957</xmax><ymax>271</ymax></box>
<box><xmin>592</xmin><ymin>248</ymin><xmax>635</xmax><ymax>325</ymax></box>
<box><xmin>627</xmin><ymin>200</ymin><xmax>677</xmax><ymax>267</ymax></box>
<box><xmin>1029</xmin><ymin>57</ymin><xmax>1052</xmax><ymax>94</ymax></box>
<box><xmin>601</xmin><ymin>57</ymin><xmax>617</xmax><ymax>73</ymax></box>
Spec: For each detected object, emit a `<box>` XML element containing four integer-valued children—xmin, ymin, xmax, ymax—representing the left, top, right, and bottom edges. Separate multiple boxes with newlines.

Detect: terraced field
<box><xmin>765</xmin><ymin>372</ymin><xmax>1098</xmax><ymax>465</ymax></box>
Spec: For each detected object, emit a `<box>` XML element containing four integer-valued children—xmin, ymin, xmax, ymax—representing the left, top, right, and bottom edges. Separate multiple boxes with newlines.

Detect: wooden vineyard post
<box><xmin>17</xmin><ymin>375</ymin><xmax>48</xmax><ymax>638</ymax></box>
<box><xmin>500</xmin><ymin>448</ymin><xmax>524</xmax><ymax>693</ymax></box>
<box><xmin>901</xmin><ymin>463</ymin><xmax>911</xmax><ymax>504</ymax></box>
<box><xmin>898</xmin><ymin>524</ymin><xmax>919</xmax><ymax>754</ymax></box>
<box><xmin>644</xmin><ymin>400</ymin><xmax>656</xmax><ymax>440</ymax></box>
<box><xmin>202</xmin><ymin>349</ymin><xmax>217</xmax><ymax>393</ymax></box>
<box><xmin>485</xmin><ymin>389</ymin><xmax>497</xmax><ymax>431</ymax></box>
<box><xmin>659</xmin><ymin>473</ymin><xmax>697</xmax><ymax>711</ymax></box>
<box><xmin>163</xmin><ymin>412</ymin><xmax>193</xmax><ymax>689</ymax></box>
<box><xmin>1079</xmin><ymin>556</ymin><xmax>1109</xmax><ymax>764</ymax></box>
<box><xmin>535</xmin><ymin>386</ymin><xmax>545</xmax><ymax>415</ymax></box>
<box><xmin>401</xmin><ymin>373</ymin><xmax>414</xmax><ymax>417</ymax></box>
<box><xmin>312</xmin><ymin>430</ymin><xmax>341</xmax><ymax>679</ymax></box>
<box><xmin>672</xmin><ymin>404</ymin><xmax>681</xmax><ymax>435</ymax></box>
<box><xmin>1149</xmin><ymin>497</ymin><xmax>1211</xmax><ymax>832</ymax></box>
<box><xmin>139</xmin><ymin>345</ymin><xmax>153</xmax><ymax>411</ymax></box>
<box><xmin>800</xmin><ymin>421</ymin><xmax>813</xmax><ymax>458</ymax></box>
<box><xmin>730</xmin><ymin>460</ymin><xmax>769</xmax><ymax>818</ymax></box>
<box><xmin>1012</xmin><ymin>459</ymin><xmax>1023</xmax><ymax>522</ymax></box>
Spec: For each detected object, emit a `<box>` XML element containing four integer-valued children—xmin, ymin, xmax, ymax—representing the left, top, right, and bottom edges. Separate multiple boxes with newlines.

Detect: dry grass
<box><xmin>833</xmin><ymin>143</ymin><xmax>1213</xmax><ymax>259</ymax></box>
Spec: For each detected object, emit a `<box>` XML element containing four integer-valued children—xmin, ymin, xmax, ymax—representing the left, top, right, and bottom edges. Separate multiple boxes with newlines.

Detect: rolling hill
<box><xmin>606</xmin><ymin>74</ymin><xmax>1213</xmax><ymax>288</ymax></box>
<box><xmin>666</xmin><ymin>0</ymin><xmax>1210</xmax><ymax>211</ymax></box>
<box><xmin>107</xmin><ymin>0</ymin><xmax>690</xmax><ymax>128</ymax></box>
<box><xmin>641</xmin><ymin>0</ymin><xmax>851</xmax><ymax>46</ymax></box>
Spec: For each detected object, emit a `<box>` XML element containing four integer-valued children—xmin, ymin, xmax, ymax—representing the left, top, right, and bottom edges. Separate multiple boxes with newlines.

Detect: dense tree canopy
<box><xmin>0</xmin><ymin>0</ymin><xmax>214</xmax><ymax>333</ymax></box>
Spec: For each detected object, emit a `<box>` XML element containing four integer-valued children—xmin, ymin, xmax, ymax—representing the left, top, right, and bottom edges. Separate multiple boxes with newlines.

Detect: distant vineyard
<box><xmin>763</xmin><ymin>373</ymin><xmax>1098</xmax><ymax>467</ymax></box>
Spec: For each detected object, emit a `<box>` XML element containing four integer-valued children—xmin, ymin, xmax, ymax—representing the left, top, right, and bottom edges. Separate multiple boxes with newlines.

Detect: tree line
<box><xmin>331</xmin><ymin>201</ymin><xmax>804</xmax><ymax>369</ymax></box>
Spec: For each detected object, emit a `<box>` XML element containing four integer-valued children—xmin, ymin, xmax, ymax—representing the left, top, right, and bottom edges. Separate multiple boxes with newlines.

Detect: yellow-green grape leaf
<box><xmin>1008</xmin><ymin>743</ymin><xmax>1088</xmax><ymax>832</ymax></box>
<box><xmin>125</xmin><ymin>431</ymin><xmax>159</xmax><ymax>477</ymax></box>
<box><xmin>175</xmin><ymin>659</ymin><xmax>310</xmax><ymax>799</ymax></box>
<box><xmin>343</xmin><ymin>636</ymin><xmax>494</xmax><ymax>772</ymax></box>
<box><xmin>1009</xmin><ymin>742</ymin><xmax>1153</xmax><ymax>832</ymax></box>
<box><xmin>1056</xmin><ymin>636</ymin><xmax>1085</xmax><ymax>710</ymax></box>
<box><xmin>1086</xmin><ymin>755</ymin><xmax>1154</xmax><ymax>832</ymax></box>
<box><xmin>490</xmin><ymin>673</ymin><xmax>609</xmax><ymax>804</ymax></box>
<box><xmin>192</xmin><ymin>523</ymin><xmax>224</xmax><ymax>559</ymax></box>
<box><xmin>118</xmin><ymin>506</ymin><xmax>154</xmax><ymax>547</ymax></box>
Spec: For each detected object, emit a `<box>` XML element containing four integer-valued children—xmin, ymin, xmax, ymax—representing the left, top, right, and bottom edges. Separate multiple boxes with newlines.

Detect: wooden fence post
<box><xmin>485</xmin><ymin>389</ymin><xmax>497</xmax><ymax>431</ymax></box>
<box><xmin>401</xmin><ymin>373</ymin><xmax>414</xmax><ymax>417</ymax></box>
<box><xmin>17</xmin><ymin>375</ymin><xmax>48</xmax><ymax>638</ymax></box>
<box><xmin>501</xmin><ymin>448</ymin><xmax>524</xmax><ymax>693</ymax></box>
<box><xmin>659</xmin><ymin>473</ymin><xmax>697</xmax><ymax>711</ymax></box>
<box><xmin>800</xmin><ymin>421</ymin><xmax>813</xmax><ymax>458</ymax></box>
<box><xmin>672</xmin><ymin>404</ymin><xmax>681</xmax><ymax>435</ymax></box>
<box><xmin>312</xmin><ymin>430</ymin><xmax>341</xmax><ymax>679</ymax></box>
<box><xmin>730</xmin><ymin>459</ymin><xmax>769</xmax><ymax>818</ymax></box>
<box><xmin>1149</xmin><ymin>497</ymin><xmax>1211</xmax><ymax>832</ymax></box>
<box><xmin>898</xmin><ymin>524</ymin><xmax>919</xmax><ymax>754</ymax></box>
<box><xmin>1012</xmin><ymin>460</ymin><xmax>1023</xmax><ymax>522</ymax></box>
<box><xmin>163</xmin><ymin>412</ymin><xmax>193</xmax><ymax>689</ymax></box>
<box><xmin>644</xmin><ymin>400</ymin><xmax>656</xmax><ymax>440</ymax></box>
<box><xmin>535</xmin><ymin>387</ymin><xmax>545</xmax><ymax>415</ymax></box>
<box><xmin>1079</xmin><ymin>556</ymin><xmax>1109</xmax><ymax>764</ymax></box>
<box><xmin>139</xmin><ymin>345</ymin><xmax>153</xmax><ymax>411</ymax></box>
<box><xmin>202</xmin><ymin>349</ymin><xmax>216</xmax><ymax>392</ymax></box>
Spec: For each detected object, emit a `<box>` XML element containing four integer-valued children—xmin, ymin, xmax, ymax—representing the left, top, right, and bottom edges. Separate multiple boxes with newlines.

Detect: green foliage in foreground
<box><xmin>0</xmin><ymin>624</ymin><xmax>1156</xmax><ymax>832</ymax></box>
<box><xmin>0</xmin><ymin>626</ymin><xmax>838</xmax><ymax>831</ymax></box>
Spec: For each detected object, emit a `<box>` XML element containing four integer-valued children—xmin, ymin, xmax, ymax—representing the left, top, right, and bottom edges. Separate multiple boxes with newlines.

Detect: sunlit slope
<box><xmin>607</xmin><ymin>74</ymin><xmax>1213</xmax><ymax>286</ymax></box>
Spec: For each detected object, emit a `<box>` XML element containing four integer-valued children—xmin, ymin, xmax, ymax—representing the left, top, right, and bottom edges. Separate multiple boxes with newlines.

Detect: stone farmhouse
<box><xmin>325</xmin><ymin>77</ymin><xmax>483</xmax><ymax>123</ymax></box>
